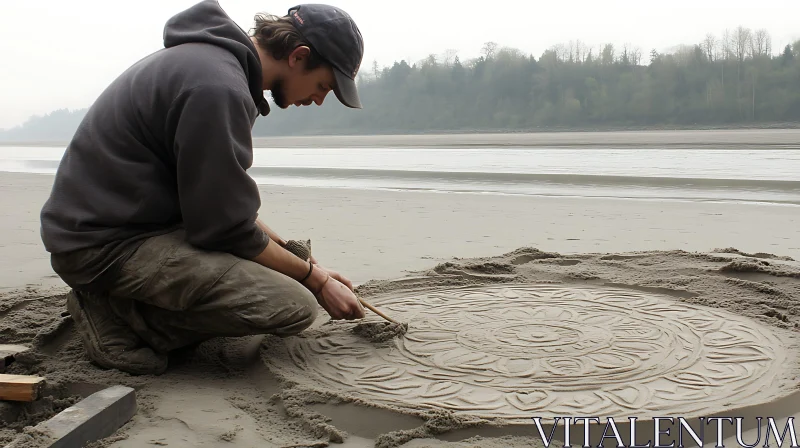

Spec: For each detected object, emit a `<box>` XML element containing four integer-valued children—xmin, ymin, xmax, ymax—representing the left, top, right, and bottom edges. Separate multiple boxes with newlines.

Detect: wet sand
<box><xmin>2</xmin><ymin>172</ymin><xmax>798</xmax><ymax>289</ymax></box>
<box><xmin>6</xmin><ymin>128</ymin><xmax>800</xmax><ymax>150</ymax></box>
<box><xmin>251</xmin><ymin>129</ymin><xmax>800</xmax><ymax>149</ymax></box>
<box><xmin>1</xmin><ymin>170</ymin><xmax>799</xmax><ymax>447</ymax></box>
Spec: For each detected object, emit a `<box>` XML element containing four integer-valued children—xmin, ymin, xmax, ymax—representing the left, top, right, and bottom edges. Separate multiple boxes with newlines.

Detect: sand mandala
<box><xmin>265</xmin><ymin>284</ymin><xmax>797</xmax><ymax>423</ymax></box>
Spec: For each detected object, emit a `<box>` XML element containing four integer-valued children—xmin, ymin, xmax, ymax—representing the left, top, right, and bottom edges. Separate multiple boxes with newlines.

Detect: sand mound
<box><xmin>261</xmin><ymin>247</ymin><xmax>800</xmax><ymax>445</ymax></box>
<box><xmin>2</xmin><ymin>246</ymin><xmax>800</xmax><ymax>447</ymax></box>
<box><xmin>352</xmin><ymin>321</ymin><xmax>409</xmax><ymax>343</ymax></box>
<box><xmin>264</xmin><ymin>283</ymin><xmax>797</xmax><ymax>422</ymax></box>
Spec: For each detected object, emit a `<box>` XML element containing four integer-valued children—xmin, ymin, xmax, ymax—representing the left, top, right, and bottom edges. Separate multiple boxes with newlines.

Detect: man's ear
<box><xmin>288</xmin><ymin>46</ymin><xmax>312</xmax><ymax>69</ymax></box>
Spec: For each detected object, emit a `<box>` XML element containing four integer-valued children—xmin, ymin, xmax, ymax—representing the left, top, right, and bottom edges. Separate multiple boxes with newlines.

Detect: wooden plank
<box><xmin>0</xmin><ymin>345</ymin><xmax>29</xmax><ymax>372</ymax></box>
<box><xmin>6</xmin><ymin>385</ymin><xmax>137</xmax><ymax>448</ymax></box>
<box><xmin>0</xmin><ymin>374</ymin><xmax>45</xmax><ymax>401</ymax></box>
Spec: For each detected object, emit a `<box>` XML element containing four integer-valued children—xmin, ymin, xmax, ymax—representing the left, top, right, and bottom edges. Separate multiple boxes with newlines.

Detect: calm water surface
<box><xmin>0</xmin><ymin>146</ymin><xmax>797</xmax><ymax>206</ymax></box>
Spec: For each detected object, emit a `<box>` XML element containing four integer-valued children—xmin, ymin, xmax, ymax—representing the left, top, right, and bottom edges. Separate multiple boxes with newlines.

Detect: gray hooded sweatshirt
<box><xmin>40</xmin><ymin>0</ymin><xmax>272</xmax><ymax>286</ymax></box>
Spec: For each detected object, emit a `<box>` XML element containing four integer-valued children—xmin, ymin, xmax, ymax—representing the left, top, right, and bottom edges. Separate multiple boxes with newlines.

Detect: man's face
<box><xmin>271</xmin><ymin>46</ymin><xmax>337</xmax><ymax>109</ymax></box>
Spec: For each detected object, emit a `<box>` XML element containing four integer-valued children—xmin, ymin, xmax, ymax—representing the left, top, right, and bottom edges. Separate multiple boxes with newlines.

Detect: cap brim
<box><xmin>333</xmin><ymin>68</ymin><xmax>362</xmax><ymax>109</ymax></box>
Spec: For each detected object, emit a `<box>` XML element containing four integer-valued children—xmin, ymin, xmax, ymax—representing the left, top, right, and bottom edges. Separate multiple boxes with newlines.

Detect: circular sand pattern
<box><xmin>266</xmin><ymin>284</ymin><xmax>794</xmax><ymax>422</ymax></box>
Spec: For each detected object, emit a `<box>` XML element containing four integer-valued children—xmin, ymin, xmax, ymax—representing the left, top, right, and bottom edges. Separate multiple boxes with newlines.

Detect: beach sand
<box><xmin>1</xmin><ymin>170</ymin><xmax>799</xmax><ymax>447</ymax></box>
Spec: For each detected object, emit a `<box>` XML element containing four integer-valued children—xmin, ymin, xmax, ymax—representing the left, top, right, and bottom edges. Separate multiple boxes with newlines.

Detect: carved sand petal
<box><xmin>403</xmin><ymin>330</ymin><xmax>457</xmax><ymax>343</ymax></box>
<box><xmin>505</xmin><ymin>308</ymin><xmax>539</xmax><ymax>321</ymax></box>
<box><xmin>495</xmin><ymin>358</ymin><xmax>538</xmax><ymax>377</ymax></box>
<box><xmin>587</xmin><ymin>353</ymin><xmax>640</xmax><ymax>370</ymax></box>
<box><xmin>604</xmin><ymin>384</ymin><xmax>653</xmax><ymax>410</ymax></box>
<box><xmin>404</xmin><ymin>340</ymin><xmax>459</xmax><ymax>357</ymax></box>
<box><xmin>542</xmin><ymin>357</ymin><xmax>584</xmax><ymax>376</ymax></box>
<box><xmin>419</xmin><ymin>381</ymin><xmax>464</xmax><ymax>399</ymax></box>
<box><xmin>432</xmin><ymin>349</ymin><xmax>499</xmax><ymax>370</ymax></box>
<box><xmin>506</xmin><ymin>390</ymin><xmax>551</xmax><ymax>411</ymax></box>
<box><xmin>358</xmin><ymin>365</ymin><xmax>406</xmax><ymax>382</ymax></box>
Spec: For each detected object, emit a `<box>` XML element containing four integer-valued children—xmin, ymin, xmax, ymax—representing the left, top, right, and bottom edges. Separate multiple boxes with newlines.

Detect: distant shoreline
<box><xmin>3</xmin><ymin>127</ymin><xmax>799</xmax><ymax>149</ymax></box>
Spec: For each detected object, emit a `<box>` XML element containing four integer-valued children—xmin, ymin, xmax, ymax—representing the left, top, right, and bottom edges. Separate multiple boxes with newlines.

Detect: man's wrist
<box><xmin>299</xmin><ymin>261</ymin><xmax>314</xmax><ymax>283</ymax></box>
<box><xmin>302</xmin><ymin>263</ymin><xmax>329</xmax><ymax>293</ymax></box>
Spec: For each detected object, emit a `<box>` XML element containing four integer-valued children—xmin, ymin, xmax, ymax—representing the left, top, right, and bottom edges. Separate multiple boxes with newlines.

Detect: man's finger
<box><xmin>346</xmin><ymin>308</ymin><xmax>363</xmax><ymax>320</ymax></box>
<box><xmin>350</xmin><ymin>299</ymin><xmax>365</xmax><ymax>319</ymax></box>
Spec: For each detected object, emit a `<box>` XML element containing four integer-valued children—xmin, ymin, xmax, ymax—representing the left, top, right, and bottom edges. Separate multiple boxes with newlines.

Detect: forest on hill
<box><xmin>3</xmin><ymin>26</ymin><xmax>799</xmax><ymax>141</ymax></box>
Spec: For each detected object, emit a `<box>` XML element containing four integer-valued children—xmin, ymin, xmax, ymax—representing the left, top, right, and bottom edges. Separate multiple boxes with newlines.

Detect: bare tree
<box><xmin>567</xmin><ymin>40</ymin><xmax>577</xmax><ymax>63</ymax></box>
<box><xmin>371</xmin><ymin>60</ymin><xmax>380</xmax><ymax>80</ymax></box>
<box><xmin>620</xmin><ymin>43</ymin><xmax>631</xmax><ymax>65</ymax></box>
<box><xmin>631</xmin><ymin>46</ymin><xmax>643</xmax><ymax>66</ymax></box>
<box><xmin>601</xmin><ymin>44</ymin><xmax>615</xmax><ymax>65</ymax></box>
<box><xmin>481</xmin><ymin>42</ymin><xmax>498</xmax><ymax>60</ymax></box>
<box><xmin>721</xmin><ymin>29</ymin><xmax>732</xmax><ymax>61</ymax></box>
<box><xmin>733</xmin><ymin>26</ymin><xmax>752</xmax><ymax>62</ymax></box>
<box><xmin>732</xmin><ymin>26</ymin><xmax>752</xmax><ymax>116</ymax></box>
<box><xmin>752</xmin><ymin>29</ymin><xmax>771</xmax><ymax>57</ymax></box>
<box><xmin>551</xmin><ymin>43</ymin><xmax>568</xmax><ymax>63</ymax></box>
<box><xmin>575</xmin><ymin>40</ymin><xmax>585</xmax><ymax>63</ymax></box>
<box><xmin>703</xmin><ymin>33</ymin><xmax>717</xmax><ymax>61</ymax></box>
<box><xmin>417</xmin><ymin>54</ymin><xmax>437</xmax><ymax>68</ymax></box>
<box><xmin>498</xmin><ymin>46</ymin><xmax>525</xmax><ymax>60</ymax></box>
<box><xmin>674</xmin><ymin>44</ymin><xmax>696</xmax><ymax>66</ymax></box>
<box><xmin>442</xmin><ymin>49</ymin><xmax>459</xmax><ymax>67</ymax></box>
<box><xmin>718</xmin><ymin>29</ymin><xmax>732</xmax><ymax>87</ymax></box>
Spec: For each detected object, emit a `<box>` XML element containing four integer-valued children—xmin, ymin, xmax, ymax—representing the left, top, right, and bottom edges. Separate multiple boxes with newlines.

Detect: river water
<box><xmin>0</xmin><ymin>145</ymin><xmax>797</xmax><ymax>206</ymax></box>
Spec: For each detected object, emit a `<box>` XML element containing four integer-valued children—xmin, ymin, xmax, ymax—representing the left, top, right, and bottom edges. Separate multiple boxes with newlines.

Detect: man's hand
<box><xmin>304</xmin><ymin>264</ymin><xmax>363</xmax><ymax>320</ymax></box>
<box><xmin>319</xmin><ymin>265</ymin><xmax>353</xmax><ymax>291</ymax></box>
<box><xmin>318</xmin><ymin>277</ymin><xmax>365</xmax><ymax>320</ymax></box>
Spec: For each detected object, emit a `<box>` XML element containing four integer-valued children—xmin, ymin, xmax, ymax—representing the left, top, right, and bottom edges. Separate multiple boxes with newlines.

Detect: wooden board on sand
<box><xmin>0</xmin><ymin>373</ymin><xmax>45</xmax><ymax>401</ymax></box>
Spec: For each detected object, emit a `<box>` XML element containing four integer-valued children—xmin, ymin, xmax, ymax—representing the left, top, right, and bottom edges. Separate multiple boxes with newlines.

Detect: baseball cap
<box><xmin>288</xmin><ymin>4</ymin><xmax>364</xmax><ymax>109</ymax></box>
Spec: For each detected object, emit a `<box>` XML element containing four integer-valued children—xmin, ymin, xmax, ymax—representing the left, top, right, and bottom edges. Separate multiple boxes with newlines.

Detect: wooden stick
<box><xmin>358</xmin><ymin>297</ymin><xmax>399</xmax><ymax>324</ymax></box>
<box><xmin>0</xmin><ymin>373</ymin><xmax>45</xmax><ymax>401</ymax></box>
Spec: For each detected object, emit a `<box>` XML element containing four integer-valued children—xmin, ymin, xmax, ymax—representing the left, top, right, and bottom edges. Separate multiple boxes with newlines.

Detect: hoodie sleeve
<box><xmin>168</xmin><ymin>84</ymin><xmax>269</xmax><ymax>259</ymax></box>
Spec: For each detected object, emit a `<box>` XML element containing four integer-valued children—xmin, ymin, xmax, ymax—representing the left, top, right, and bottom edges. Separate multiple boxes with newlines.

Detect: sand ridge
<box><xmin>260</xmin><ymin>247</ymin><xmax>800</xmax><ymax>446</ymax></box>
<box><xmin>266</xmin><ymin>284</ymin><xmax>795</xmax><ymax>421</ymax></box>
<box><xmin>1</xmin><ymin>247</ymin><xmax>799</xmax><ymax>447</ymax></box>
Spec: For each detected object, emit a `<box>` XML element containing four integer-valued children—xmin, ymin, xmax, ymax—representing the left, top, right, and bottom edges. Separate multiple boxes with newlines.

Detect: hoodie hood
<box><xmin>163</xmin><ymin>0</ymin><xmax>270</xmax><ymax>116</ymax></box>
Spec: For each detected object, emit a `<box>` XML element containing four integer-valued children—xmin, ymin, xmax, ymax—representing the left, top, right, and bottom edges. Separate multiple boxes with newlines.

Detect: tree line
<box><xmin>255</xmin><ymin>26</ymin><xmax>800</xmax><ymax>135</ymax></box>
<box><xmin>2</xmin><ymin>25</ymin><xmax>799</xmax><ymax>141</ymax></box>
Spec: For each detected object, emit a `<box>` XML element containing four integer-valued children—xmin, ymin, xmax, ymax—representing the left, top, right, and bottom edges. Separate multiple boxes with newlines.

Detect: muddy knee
<box><xmin>276</xmin><ymin>287</ymin><xmax>318</xmax><ymax>335</ymax></box>
<box><xmin>189</xmin><ymin>259</ymin><xmax>320</xmax><ymax>337</ymax></box>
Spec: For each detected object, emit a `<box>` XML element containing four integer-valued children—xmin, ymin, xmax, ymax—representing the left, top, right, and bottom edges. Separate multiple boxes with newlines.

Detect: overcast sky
<box><xmin>1</xmin><ymin>0</ymin><xmax>797</xmax><ymax>129</ymax></box>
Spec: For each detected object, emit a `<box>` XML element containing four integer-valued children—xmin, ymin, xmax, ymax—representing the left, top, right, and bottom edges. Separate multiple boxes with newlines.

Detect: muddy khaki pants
<box><xmin>52</xmin><ymin>229</ymin><xmax>318</xmax><ymax>353</ymax></box>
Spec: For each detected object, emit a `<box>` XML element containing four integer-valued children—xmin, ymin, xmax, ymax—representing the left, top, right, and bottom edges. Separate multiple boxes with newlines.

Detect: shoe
<box><xmin>66</xmin><ymin>290</ymin><xmax>168</xmax><ymax>375</ymax></box>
